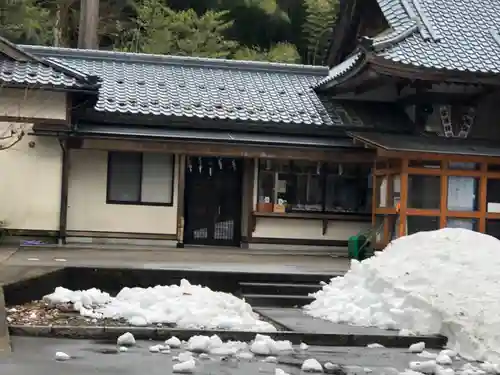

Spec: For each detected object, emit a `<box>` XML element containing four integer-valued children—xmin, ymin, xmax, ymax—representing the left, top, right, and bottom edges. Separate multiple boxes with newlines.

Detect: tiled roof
<box><xmin>0</xmin><ymin>59</ymin><xmax>92</xmax><ymax>89</ymax></box>
<box><xmin>313</xmin><ymin>52</ymin><xmax>362</xmax><ymax>89</ymax></box>
<box><xmin>374</xmin><ymin>0</ymin><xmax>500</xmax><ymax>73</ymax></box>
<box><xmin>21</xmin><ymin>45</ymin><xmax>334</xmax><ymax>126</ymax></box>
<box><xmin>0</xmin><ymin>37</ymin><xmax>98</xmax><ymax>90</ymax></box>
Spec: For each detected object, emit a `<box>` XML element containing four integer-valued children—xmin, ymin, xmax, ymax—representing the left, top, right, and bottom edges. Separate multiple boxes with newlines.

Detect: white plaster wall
<box><xmin>0</xmin><ymin>125</ymin><xmax>62</xmax><ymax>230</ymax></box>
<box><xmin>0</xmin><ymin>88</ymin><xmax>67</xmax><ymax>231</ymax></box>
<box><xmin>0</xmin><ymin>88</ymin><xmax>67</xmax><ymax>119</ymax></box>
<box><xmin>252</xmin><ymin>217</ymin><xmax>371</xmax><ymax>241</ymax></box>
<box><xmin>67</xmin><ymin>149</ymin><xmax>178</xmax><ymax>234</ymax></box>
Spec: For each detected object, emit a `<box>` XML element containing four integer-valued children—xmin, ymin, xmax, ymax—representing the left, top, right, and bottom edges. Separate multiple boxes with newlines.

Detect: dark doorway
<box><xmin>184</xmin><ymin>157</ymin><xmax>243</xmax><ymax>247</ymax></box>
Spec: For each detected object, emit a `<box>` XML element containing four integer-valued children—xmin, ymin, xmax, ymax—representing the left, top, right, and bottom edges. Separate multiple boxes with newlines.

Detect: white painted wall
<box><xmin>0</xmin><ymin>88</ymin><xmax>67</xmax><ymax>230</ymax></box>
<box><xmin>67</xmin><ymin>149</ymin><xmax>178</xmax><ymax>235</ymax></box>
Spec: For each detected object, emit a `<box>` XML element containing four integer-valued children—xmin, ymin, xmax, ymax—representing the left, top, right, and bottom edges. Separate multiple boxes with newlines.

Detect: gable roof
<box><xmin>0</xmin><ymin>37</ymin><xmax>99</xmax><ymax>90</ymax></box>
<box><xmin>319</xmin><ymin>0</ymin><xmax>500</xmax><ymax>89</ymax></box>
<box><xmin>21</xmin><ymin>45</ymin><xmax>336</xmax><ymax>127</ymax></box>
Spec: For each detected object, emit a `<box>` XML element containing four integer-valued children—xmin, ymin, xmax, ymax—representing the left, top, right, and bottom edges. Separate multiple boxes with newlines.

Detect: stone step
<box><xmin>239</xmin><ymin>281</ymin><xmax>323</xmax><ymax>296</ymax></box>
<box><xmin>242</xmin><ymin>293</ymin><xmax>314</xmax><ymax>308</ymax></box>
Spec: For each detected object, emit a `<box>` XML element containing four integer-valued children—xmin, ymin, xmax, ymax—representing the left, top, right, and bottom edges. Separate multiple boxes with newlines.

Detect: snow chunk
<box><xmin>436</xmin><ymin>353</ymin><xmax>452</xmax><ymax>365</ymax></box>
<box><xmin>166</xmin><ymin>336</ymin><xmax>182</xmax><ymax>348</ymax></box>
<box><xmin>409</xmin><ymin>342</ymin><xmax>426</xmax><ymax>353</ymax></box>
<box><xmin>305</xmin><ymin>229</ymin><xmax>500</xmax><ymax>361</ymax></box>
<box><xmin>300</xmin><ymin>342</ymin><xmax>309</xmax><ymax>350</ymax></box>
<box><xmin>149</xmin><ymin>344</ymin><xmax>168</xmax><ymax>353</ymax></box>
<box><xmin>367</xmin><ymin>343</ymin><xmax>385</xmax><ymax>348</ymax></box>
<box><xmin>409</xmin><ymin>361</ymin><xmax>437</xmax><ymax>374</ymax></box>
<box><xmin>117</xmin><ymin>332</ymin><xmax>135</xmax><ymax>346</ymax></box>
<box><xmin>173</xmin><ymin>358</ymin><xmax>196</xmax><ymax>373</ymax></box>
<box><xmin>325</xmin><ymin>362</ymin><xmax>341</xmax><ymax>371</ymax></box>
<box><xmin>250</xmin><ymin>334</ymin><xmax>293</xmax><ymax>356</ymax></box>
<box><xmin>235</xmin><ymin>351</ymin><xmax>254</xmax><ymax>360</ymax></box>
<box><xmin>418</xmin><ymin>351</ymin><xmax>438</xmax><ymax>359</ymax></box>
<box><xmin>55</xmin><ymin>352</ymin><xmax>70</xmax><ymax>361</ymax></box>
<box><xmin>42</xmin><ymin>279</ymin><xmax>275</xmax><ymax>331</ymax></box>
<box><xmin>302</xmin><ymin>358</ymin><xmax>323</xmax><ymax>372</ymax></box>
<box><xmin>276</xmin><ymin>369</ymin><xmax>290</xmax><ymax>375</ymax></box>
<box><xmin>118</xmin><ymin>346</ymin><xmax>128</xmax><ymax>352</ymax></box>
<box><xmin>263</xmin><ymin>356</ymin><xmax>278</xmax><ymax>363</ymax></box>
<box><xmin>436</xmin><ymin>367</ymin><xmax>455</xmax><ymax>375</ymax></box>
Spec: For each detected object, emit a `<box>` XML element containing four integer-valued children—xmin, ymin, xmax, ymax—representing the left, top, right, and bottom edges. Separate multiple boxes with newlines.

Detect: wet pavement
<box><xmin>2</xmin><ymin>246</ymin><xmax>349</xmax><ymax>275</ymax></box>
<box><xmin>0</xmin><ymin>336</ymin><xmax>468</xmax><ymax>375</ymax></box>
<box><xmin>256</xmin><ymin>308</ymin><xmax>406</xmax><ymax>336</ymax></box>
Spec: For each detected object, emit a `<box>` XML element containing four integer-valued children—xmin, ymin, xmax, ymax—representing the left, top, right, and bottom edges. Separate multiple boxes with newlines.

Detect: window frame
<box><xmin>256</xmin><ymin>159</ymin><xmax>371</xmax><ymax>215</ymax></box>
<box><xmin>106</xmin><ymin>151</ymin><xmax>175</xmax><ymax>207</ymax></box>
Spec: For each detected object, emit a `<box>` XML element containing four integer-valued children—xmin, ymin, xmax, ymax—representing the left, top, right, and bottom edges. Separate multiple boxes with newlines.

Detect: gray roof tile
<box><xmin>374</xmin><ymin>0</ymin><xmax>500</xmax><ymax>74</ymax></box>
<box><xmin>313</xmin><ymin>52</ymin><xmax>362</xmax><ymax>88</ymax></box>
<box><xmin>21</xmin><ymin>45</ymin><xmax>334</xmax><ymax>126</ymax></box>
<box><xmin>0</xmin><ymin>59</ymin><xmax>85</xmax><ymax>88</ymax></box>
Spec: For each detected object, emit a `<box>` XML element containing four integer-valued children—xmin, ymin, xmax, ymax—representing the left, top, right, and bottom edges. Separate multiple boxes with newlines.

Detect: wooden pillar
<box><xmin>398</xmin><ymin>158</ymin><xmax>409</xmax><ymax>237</ymax></box>
<box><xmin>479</xmin><ymin>162</ymin><xmax>488</xmax><ymax>233</ymax></box>
<box><xmin>383</xmin><ymin>173</ymin><xmax>394</xmax><ymax>243</ymax></box>
<box><xmin>241</xmin><ymin>158</ymin><xmax>255</xmax><ymax>248</ymax></box>
<box><xmin>58</xmin><ymin>139</ymin><xmax>70</xmax><ymax>244</ymax></box>
<box><xmin>176</xmin><ymin>155</ymin><xmax>186</xmax><ymax>248</ymax></box>
<box><xmin>439</xmin><ymin>160</ymin><xmax>449</xmax><ymax>229</ymax></box>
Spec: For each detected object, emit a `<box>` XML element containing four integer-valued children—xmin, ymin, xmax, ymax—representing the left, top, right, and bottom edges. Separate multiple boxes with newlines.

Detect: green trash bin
<box><xmin>348</xmin><ymin>233</ymin><xmax>368</xmax><ymax>261</ymax></box>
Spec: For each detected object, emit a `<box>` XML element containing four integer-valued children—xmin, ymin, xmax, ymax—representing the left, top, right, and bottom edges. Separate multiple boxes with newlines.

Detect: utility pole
<box><xmin>78</xmin><ymin>0</ymin><xmax>99</xmax><ymax>49</ymax></box>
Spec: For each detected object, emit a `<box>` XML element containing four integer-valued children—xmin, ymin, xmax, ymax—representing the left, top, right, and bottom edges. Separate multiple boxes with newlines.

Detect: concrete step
<box><xmin>242</xmin><ymin>293</ymin><xmax>314</xmax><ymax>308</ymax></box>
<box><xmin>239</xmin><ymin>281</ymin><xmax>322</xmax><ymax>296</ymax></box>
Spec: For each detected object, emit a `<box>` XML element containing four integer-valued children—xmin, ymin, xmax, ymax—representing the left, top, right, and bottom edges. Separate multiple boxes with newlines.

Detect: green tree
<box><xmin>301</xmin><ymin>0</ymin><xmax>339</xmax><ymax>65</ymax></box>
<box><xmin>113</xmin><ymin>0</ymin><xmax>239</xmax><ymax>58</ymax></box>
<box><xmin>0</xmin><ymin>0</ymin><xmax>54</xmax><ymax>45</ymax></box>
<box><xmin>234</xmin><ymin>42</ymin><xmax>300</xmax><ymax>63</ymax></box>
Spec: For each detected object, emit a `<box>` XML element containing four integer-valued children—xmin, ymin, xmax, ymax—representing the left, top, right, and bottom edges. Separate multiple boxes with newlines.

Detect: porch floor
<box><xmin>0</xmin><ymin>245</ymin><xmax>350</xmax><ymax>275</ymax></box>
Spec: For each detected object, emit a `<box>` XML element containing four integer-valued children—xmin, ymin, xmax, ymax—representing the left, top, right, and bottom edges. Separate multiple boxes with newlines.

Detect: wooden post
<box><xmin>78</xmin><ymin>0</ymin><xmax>99</xmax><ymax>49</ymax></box>
<box><xmin>242</xmin><ymin>158</ymin><xmax>255</xmax><ymax>248</ymax></box>
<box><xmin>439</xmin><ymin>160</ymin><xmax>449</xmax><ymax>228</ymax></box>
<box><xmin>398</xmin><ymin>159</ymin><xmax>409</xmax><ymax>238</ymax></box>
<box><xmin>479</xmin><ymin>162</ymin><xmax>488</xmax><ymax>233</ymax></box>
<box><xmin>58</xmin><ymin>140</ymin><xmax>70</xmax><ymax>244</ymax></box>
<box><xmin>176</xmin><ymin>155</ymin><xmax>186</xmax><ymax>248</ymax></box>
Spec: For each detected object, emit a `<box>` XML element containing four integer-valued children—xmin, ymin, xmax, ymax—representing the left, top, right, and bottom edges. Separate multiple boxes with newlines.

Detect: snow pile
<box><xmin>43</xmin><ymin>279</ymin><xmax>275</xmax><ymax>331</ymax></box>
<box><xmin>304</xmin><ymin>229</ymin><xmax>500</xmax><ymax>362</ymax></box>
<box><xmin>249</xmin><ymin>334</ymin><xmax>293</xmax><ymax>355</ymax></box>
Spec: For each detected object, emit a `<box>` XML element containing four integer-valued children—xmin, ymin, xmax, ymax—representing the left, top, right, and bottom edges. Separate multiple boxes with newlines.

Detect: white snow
<box><xmin>54</xmin><ymin>351</ymin><xmax>70</xmax><ymax>361</ymax></box>
<box><xmin>276</xmin><ymin>369</ymin><xmax>290</xmax><ymax>375</ymax></box>
<box><xmin>304</xmin><ymin>229</ymin><xmax>500</xmax><ymax>362</ymax></box>
<box><xmin>302</xmin><ymin>358</ymin><xmax>323</xmax><ymax>372</ymax></box>
<box><xmin>409</xmin><ymin>360</ymin><xmax>437</xmax><ymax>374</ymax></box>
<box><xmin>262</xmin><ymin>356</ymin><xmax>278</xmax><ymax>363</ymax></box>
<box><xmin>117</xmin><ymin>332</ymin><xmax>135</xmax><ymax>346</ymax></box>
<box><xmin>249</xmin><ymin>334</ymin><xmax>293</xmax><ymax>356</ymax></box>
<box><xmin>367</xmin><ymin>343</ymin><xmax>385</xmax><ymax>348</ymax></box>
<box><xmin>409</xmin><ymin>343</ymin><xmax>426</xmax><ymax>353</ymax></box>
<box><xmin>42</xmin><ymin>279</ymin><xmax>275</xmax><ymax>331</ymax></box>
<box><xmin>300</xmin><ymin>342</ymin><xmax>309</xmax><ymax>350</ymax></box>
<box><xmin>436</xmin><ymin>353</ymin><xmax>452</xmax><ymax>365</ymax></box>
<box><xmin>325</xmin><ymin>362</ymin><xmax>341</xmax><ymax>371</ymax></box>
<box><xmin>173</xmin><ymin>358</ymin><xmax>196</xmax><ymax>373</ymax></box>
<box><xmin>418</xmin><ymin>351</ymin><xmax>438</xmax><ymax>359</ymax></box>
<box><xmin>166</xmin><ymin>336</ymin><xmax>182</xmax><ymax>348</ymax></box>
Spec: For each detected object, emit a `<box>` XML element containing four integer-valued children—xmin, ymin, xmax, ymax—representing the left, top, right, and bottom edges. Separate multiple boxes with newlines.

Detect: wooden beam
<box><xmin>378</xmin><ymin>149</ymin><xmax>500</xmax><ymax>165</ymax></box>
<box><xmin>243</xmin><ymin>158</ymin><xmax>255</xmax><ymax>246</ymax></box>
<box><xmin>82</xmin><ymin>138</ymin><xmax>374</xmax><ymax>162</ymax></box>
<box><xmin>479</xmin><ymin>163</ymin><xmax>488</xmax><ymax>233</ymax></box>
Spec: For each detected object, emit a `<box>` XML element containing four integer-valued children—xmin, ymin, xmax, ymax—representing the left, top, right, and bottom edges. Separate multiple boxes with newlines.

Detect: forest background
<box><xmin>0</xmin><ymin>0</ymin><xmax>339</xmax><ymax>65</ymax></box>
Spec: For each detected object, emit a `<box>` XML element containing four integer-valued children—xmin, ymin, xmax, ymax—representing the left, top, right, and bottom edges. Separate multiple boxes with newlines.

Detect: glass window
<box><xmin>409</xmin><ymin>160</ymin><xmax>441</xmax><ymax>168</ymax></box>
<box><xmin>408</xmin><ymin>175</ymin><xmax>441</xmax><ymax>209</ymax></box>
<box><xmin>107</xmin><ymin>152</ymin><xmax>174</xmax><ymax>205</ymax></box>
<box><xmin>256</xmin><ymin>159</ymin><xmax>371</xmax><ymax>213</ymax></box>
<box><xmin>449</xmin><ymin>162</ymin><xmax>479</xmax><ymax>171</ymax></box>
<box><xmin>486</xmin><ymin>220</ymin><xmax>500</xmax><ymax>239</ymax></box>
<box><xmin>407</xmin><ymin>216</ymin><xmax>439</xmax><ymax>235</ymax></box>
<box><xmin>446</xmin><ymin>218</ymin><xmax>478</xmax><ymax>231</ymax></box>
<box><xmin>487</xmin><ymin>179</ymin><xmax>500</xmax><ymax>213</ymax></box>
<box><xmin>447</xmin><ymin>176</ymin><xmax>479</xmax><ymax>211</ymax></box>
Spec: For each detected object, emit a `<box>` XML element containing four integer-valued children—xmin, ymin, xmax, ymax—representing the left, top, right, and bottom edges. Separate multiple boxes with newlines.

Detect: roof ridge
<box><xmin>18</xmin><ymin>44</ymin><xmax>328</xmax><ymax>76</ymax></box>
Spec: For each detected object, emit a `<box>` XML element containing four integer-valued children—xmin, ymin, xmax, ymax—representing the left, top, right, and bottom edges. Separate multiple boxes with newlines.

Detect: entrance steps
<box><xmin>239</xmin><ymin>273</ymin><xmax>342</xmax><ymax>308</ymax></box>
